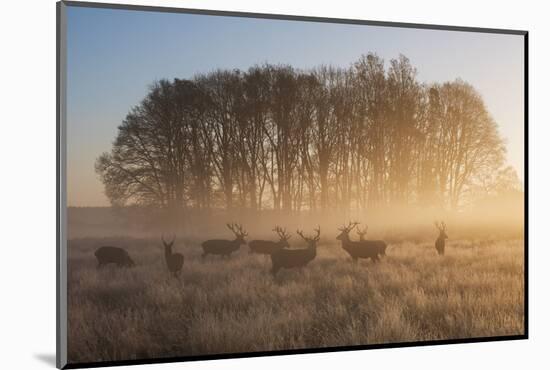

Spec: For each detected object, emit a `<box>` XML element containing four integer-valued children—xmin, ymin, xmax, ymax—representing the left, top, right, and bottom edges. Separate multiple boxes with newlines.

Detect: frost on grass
<box><xmin>67</xmin><ymin>238</ymin><xmax>524</xmax><ymax>363</ymax></box>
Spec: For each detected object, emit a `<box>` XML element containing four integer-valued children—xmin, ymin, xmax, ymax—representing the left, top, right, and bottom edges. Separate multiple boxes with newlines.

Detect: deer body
<box><xmin>202</xmin><ymin>223</ymin><xmax>248</xmax><ymax>258</ymax></box>
<box><xmin>249</xmin><ymin>240</ymin><xmax>287</xmax><ymax>255</ymax></box>
<box><xmin>271</xmin><ymin>247</ymin><xmax>316</xmax><ymax>274</ymax></box>
<box><xmin>270</xmin><ymin>227</ymin><xmax>320</xmax><ymax>276</ymax></box>
<box><xmin>340</xmin><ymin>236</ymin><xmax>381</xmax><ymax>263</ymax></box>
<box><xmin>249</xmin><ymin>227</ymin><xmax>291</xmax><ymax>255</ymax></box>
<box><xmin>94</xmin><ymin>246</ymin><xmax>135</xmax><ymax>268</ymax></box>
<box><xmin>337</xmin><ymin>222</ymin><xmax>384</xmax><ymax>263</ymax></box>
<box><xmin>162</xmin><ymin>236</ymin><xmax>184</xmax><ymax>277</ymax></box>
<box><xmin>202</xmin><ymin>239</ymin><xmax>243</xmax><ymax>257</ymax></box>
<box><xmin>435</xmin><ymin>221</ymin><xmax>448</xmax><ymax>255</ymax></box>
<box><xmin>366</xmin><ymin>240</ymin><xmax>387</xmax><ymax>257</ymax></box>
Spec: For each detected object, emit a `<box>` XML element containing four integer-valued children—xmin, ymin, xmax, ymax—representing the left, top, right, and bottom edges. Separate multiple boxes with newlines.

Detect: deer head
<box><xmin>356</xmin><ymin>225</ymin><xmax>368</xmax><ymax>241</ymax></box>
<box><xmin>297</xmin><ymin>226</ymin><xmax>321</xmax><ymax>248</ymax></box>
<box><xmin>227</xmin><ymin>223</ymin><xmax>248</xmax><ymax>244</ymax></box>
<box><xmin>336</xmin><ymin>221</ymin><xmax>359</xmax><ymax>241</ymax></box>
<box><xmin>434</xmin><ymin>221</ymin><xmax>448</xmax><ymax>239</ymax></box>
<box><xmin>162</xmin><ymin>234</ymin><xmax>176</xmax><ymax>253</ymax></box>
<box><xmin>273</xmin><ymin>226</ymin><xmax>291</xmax><ymax>248</ymax></box>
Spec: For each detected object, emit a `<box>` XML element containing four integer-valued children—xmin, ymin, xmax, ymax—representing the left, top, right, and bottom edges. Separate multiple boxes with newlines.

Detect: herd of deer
<box><xmin>94</xmin><ymin>221</ymin><xmax>449</xmax><ymax>278</ymax></box>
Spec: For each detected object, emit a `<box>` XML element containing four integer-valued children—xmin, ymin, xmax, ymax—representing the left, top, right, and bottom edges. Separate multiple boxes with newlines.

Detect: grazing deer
<box><xmin>162</xmin><ymin>235</ymin><xmax>184</xmax><ymax>277</ymax></box>
<box><xmin>434</xmin><ymin>221</ymin><xmax>448</xmax><ymax>255</ymax></box>
<box><xmin>94</xmin><ymin>246</ymin><xmax>135</xmax><ymax>268</ymax></box>
<box><xmin>249</xmin><ymin>226</ymin><xmax>291</xmax><ymax>255</ymax></box>
<box><xmin>270</xmin><ymin>226</ymin><xmax>320</xmax><ymax>276</ymax></box>
<box><xmin>201</xmin><ymin>223</ymin><xmax>248</xmax><ymax>259</ymax></box>
<box><xmin>337</xmin><ymin>221</ymin><xmax>385</xmax><ymax>263</ymax></box>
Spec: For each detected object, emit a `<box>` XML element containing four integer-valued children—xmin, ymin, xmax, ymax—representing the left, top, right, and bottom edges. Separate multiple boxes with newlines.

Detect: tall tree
<box><xmin>97</xmin><ymin>60</ymin><xmax>509</xmax><ymax>213</ymax></box>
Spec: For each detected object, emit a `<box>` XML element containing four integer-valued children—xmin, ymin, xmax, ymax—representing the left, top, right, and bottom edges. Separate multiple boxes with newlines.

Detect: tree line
<box><xmin>96</xmin><ymin>53</ymin><xmax>510</xmax><ymax>212</ymax></box>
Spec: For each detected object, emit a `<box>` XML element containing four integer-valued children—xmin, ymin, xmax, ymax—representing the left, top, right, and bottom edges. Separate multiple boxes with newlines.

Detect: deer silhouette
<box><xmin>94</xmin><ymin>246</ymin><xmax>135</xmax><ymax>268</ymax></box>
<box><xmin>201</xmin><ymin>223</ymin><xmax>248</xmax><ymax>259</ymax></box>
<box><xmin>337</xmin><ymin>221</ymin><xmax>385</xmax><ymax>263</ymax></box>
<box><xmin>434</xmin><ymin>221</ymin><xmax>448</xmax><ymax>255</ymax></box>
<box><xmin>162</xmin><ymin>235</ymin><xmax>184</xmax><ymax>277</ymax></box>
<box><xmin>249</xmin><ymin>226</ymin><xmax>291</xmax><ymax>255</ymax></box>
<box><xmin>357</xmin><ymin>223</ymin><xmax>387</xmax><ymax>257</ymax></box>
<box><xmin>270</xmin><ymin>226</ymin><xmax>320</xmax><ymax>276</ymax></box>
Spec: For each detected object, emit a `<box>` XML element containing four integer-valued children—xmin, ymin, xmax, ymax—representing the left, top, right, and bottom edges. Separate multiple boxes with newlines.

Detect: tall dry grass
<box><xmin>67</xmin><ymin>237</ymin><xmax>524</xmax><ymax>364</ymax></box>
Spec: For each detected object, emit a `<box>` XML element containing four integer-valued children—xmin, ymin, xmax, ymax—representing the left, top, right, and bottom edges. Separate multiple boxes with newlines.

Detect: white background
<box><xmin>0</xmin><ymin>0</ymin><xmax>546</xmax><ymax>369</ymax></box>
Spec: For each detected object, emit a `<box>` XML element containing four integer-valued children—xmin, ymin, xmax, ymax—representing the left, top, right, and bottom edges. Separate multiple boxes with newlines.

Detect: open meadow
<box><xmin>67</xmin><ymin>236</ymin><xmax>524</xmax><ymax>364</ymax></box>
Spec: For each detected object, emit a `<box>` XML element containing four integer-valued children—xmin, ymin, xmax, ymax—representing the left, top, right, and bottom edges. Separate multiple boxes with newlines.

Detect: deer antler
<box><xmin>282</xmin><ymin>228</ymin><xmax>291</xmax><ymax>240</ymax></box>
<box><xmin>338</xmin><ymin>221</ymin><xmax>359</xmax><ymax>232</ymax></box>
<box><xmin>434</xmin><ymin>221</ymin><xmax>446</xmax><ymax>231</ymax></box>
<box><xmin>357</xmin><ymin>225</ymin><xmax>368</xmax><ymax>236</ymax></box>
<box><xmin>274</xmin><ymin>226</ymin><xmax>291</xmax><ymax>240</ymax></box>
<box><xmin>236</xmin><ymin>223</ymin><xmax>247</xmax><ymax>236</ymax></box>
<box><xmin>296</xmin><ymin>229</ymin><xmax>307</xmax><ymax>241</ymax></box>
<box><xmin>312</xmin><ymin>225</ymin><xmax>321</xmax><ymax>241</ymax></box>
<box><xmin>297</xmin><ymin>227</ymin><xmax>321</xmax><ymax>242</ymax></box>
<box><xmin>227</xmin><ymin>223</ymin><xmax>238</xmax><ymax>235</ymax></box>
<box><xmin>161</xmin><ymin>234</ymin><xmax>175</xmax><ymax>246</ymax></box>
<box><xmin>227</xmin><ymin>223</ymin><xmax>247</xmax><ymax>237</ymax></box>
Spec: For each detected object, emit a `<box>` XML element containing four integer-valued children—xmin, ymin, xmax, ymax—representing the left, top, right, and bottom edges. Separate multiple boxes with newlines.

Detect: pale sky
<box><xmin>66</xmin><ymin>5</ymin><xmax>525</xmax><ymax>207</ymax></box>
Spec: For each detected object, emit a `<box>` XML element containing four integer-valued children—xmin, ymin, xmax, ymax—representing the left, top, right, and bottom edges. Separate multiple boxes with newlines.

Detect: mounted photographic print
<box><xmin>56</xmin><ymin>1</ymin><xmax>528</xmax><ymax>368</ymax></box>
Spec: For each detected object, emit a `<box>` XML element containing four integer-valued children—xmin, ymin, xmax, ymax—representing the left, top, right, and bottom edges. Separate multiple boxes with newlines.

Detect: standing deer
<box><xmin>357</xmin><ymin>224</ymin><xmax>387</xmax><ymax>257</ymax></box>
<box><xmin>249</xmin><ymin>226</ymin><xmax>291</xmax><ymax>255</ymax></box>
<box><xmin>162</xmin><ymin>235</ymin><xmax>184</xmax><ymax>277</ymax></box>
<box><xmin>270</xmin><ymin>226</ymin><xmax>320</xmax><ymax>276</ymax></box>
<box><xmin>337</xmin><ymin>221</ymin><xmax>385</xmax><ymax>263</ymax></box>
<box><xmin>201</xmin><ymin>223</ymin><xmax>248</xmax><ymax>259</ymax></box>
<box><xmin>434</xmin><ymin>221</ymin><xmax>448</xmax><ymax>255</ymax></box>
<box><xmin>95</xmin><ymin>246</ymin><xmax>135</xmax><ymax>268</ymax></box>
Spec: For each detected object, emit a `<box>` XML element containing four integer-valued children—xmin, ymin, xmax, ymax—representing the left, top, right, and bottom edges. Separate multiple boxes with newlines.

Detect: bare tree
<box><xmin>96</xmin><ymin>58</ymin><xmax>509</xmax><ymax>214</ymax></box>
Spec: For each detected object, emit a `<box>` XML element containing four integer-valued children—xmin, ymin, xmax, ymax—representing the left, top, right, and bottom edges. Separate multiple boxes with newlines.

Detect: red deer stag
<box><xmin>357</xmin><ymin>224</ymin><xmax>387</xmax><ymax>257</ymax></box>
<box><xmin>434</xmin><ymin>221</ymin><xmax>448</xmax><ymax>255</ymax></box>
<box><xmin>162</xmin><ymin>235</ymin><xmax>184</xmax><ymax>277</ymax></box>
<box><xmin>249</xmin><ymin>226</ymin><xmax>291</xmax><ymax>255</ymax></box>
<box><xmin>94</xmin><ymin>246</ymin><xmax>135</xmax><ymax>268</ymax></box>
<box><xmin>270</xmin><ymin>226</ymin><xmax>320</xmax><ymax>276</ymax></box>
<box><xmin>337</xmin><ymin>221</ymin><xmax>385</xmax><ymax>263</ymax></box>
<box><xmin>201</xmin><ymin>223</ymin><xmax>248</xmax><ymax>259</ymax></box>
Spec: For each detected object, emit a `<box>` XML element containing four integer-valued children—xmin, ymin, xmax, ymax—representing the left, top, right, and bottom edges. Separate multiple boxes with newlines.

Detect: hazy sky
<box><xmin>66</xmin><ymin>5</ymin><xmax>524</xmax><ymax>207</ymax></box>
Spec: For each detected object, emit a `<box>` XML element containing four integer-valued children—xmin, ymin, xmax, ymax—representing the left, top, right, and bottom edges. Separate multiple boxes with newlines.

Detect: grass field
<box><xmin>67</xmin><ymin>237</ymin><xmax>524</xmax><ymax>364</ymax></box>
